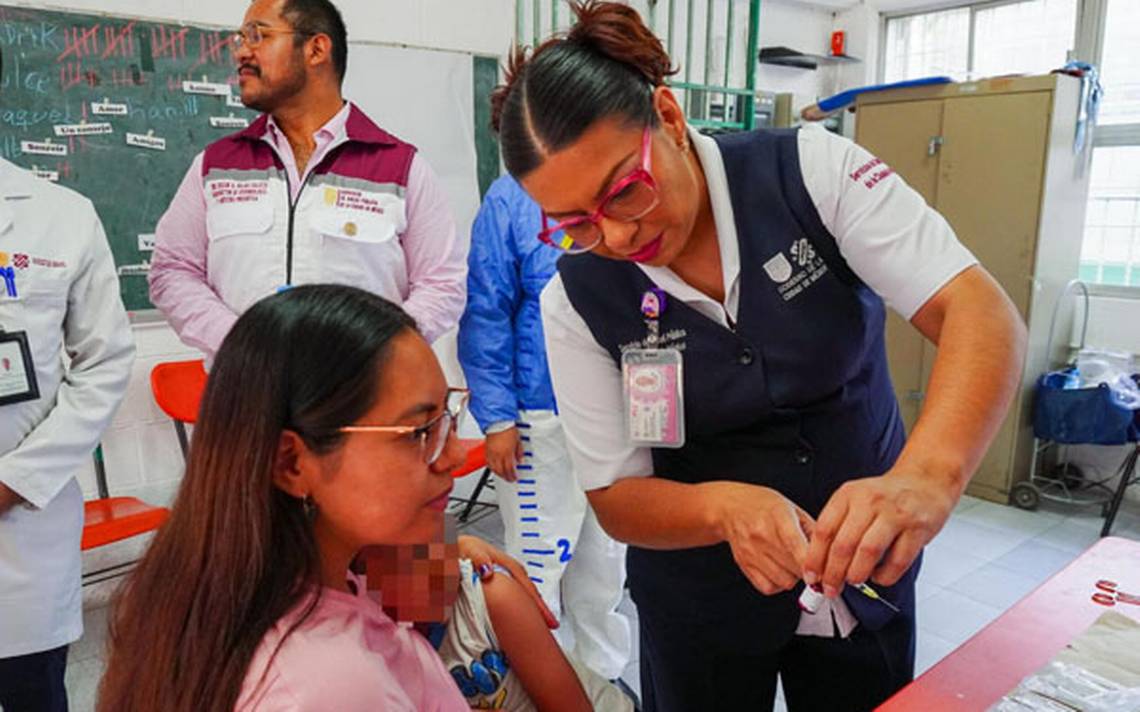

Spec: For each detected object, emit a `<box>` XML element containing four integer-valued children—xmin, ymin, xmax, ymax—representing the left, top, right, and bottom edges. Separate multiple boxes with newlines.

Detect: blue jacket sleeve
<box><xmin>458</xmin><ymin>184</ymin><xmax>523</xmax><ymax>431</ymax></box>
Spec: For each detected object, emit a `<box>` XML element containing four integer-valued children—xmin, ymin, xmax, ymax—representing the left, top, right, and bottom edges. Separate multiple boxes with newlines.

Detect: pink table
<box><xmin>879</xmin><ymin>536</ymin><xmax>1140</xmax><ymax>711</ymax></box>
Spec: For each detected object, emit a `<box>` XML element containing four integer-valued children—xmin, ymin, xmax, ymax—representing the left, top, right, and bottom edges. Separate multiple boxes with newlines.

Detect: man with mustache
<box><xmin>150</xmin><ymin>0</ymin><xmax>465</xmax><ymax>359</ymax></box>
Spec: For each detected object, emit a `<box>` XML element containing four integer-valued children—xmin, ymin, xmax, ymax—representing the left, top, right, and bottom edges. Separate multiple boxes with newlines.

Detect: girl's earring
<box><xmin>302</xmin><ymin>494</ymin><xmax>317</xmax><ymax>520</ymax></box>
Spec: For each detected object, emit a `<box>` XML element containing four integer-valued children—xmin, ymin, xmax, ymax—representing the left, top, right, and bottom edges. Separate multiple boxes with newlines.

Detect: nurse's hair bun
<box><xmin>564</xmin><ymin>0</ymin><xmax>675</xmax><ymax>88</ymax></box>
<box><xmin>490</xmin><ymin>1</ymin><xmax>677</xmax><ymax>179</ymax></box>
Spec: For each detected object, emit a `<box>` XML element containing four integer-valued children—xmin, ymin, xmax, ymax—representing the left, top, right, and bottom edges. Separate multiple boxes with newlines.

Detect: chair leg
<box><xmin>1101</xmin><ymin>444</ymin><xmax>1139</xmax><ymax>537</ymax></box>
<box><xmin>459</xmin><ymin>468</ymin><xmax>494</xmax><ymax>523</ymax></box>
<box><xmin>93</xmin><ymin>444</ymin><xmax>110</xmax><ymax>500</ymax></box>
<box><xmin>174</xmin><ymin>421</ymin><xmax>189</xmax><ymax>459</ymax></box>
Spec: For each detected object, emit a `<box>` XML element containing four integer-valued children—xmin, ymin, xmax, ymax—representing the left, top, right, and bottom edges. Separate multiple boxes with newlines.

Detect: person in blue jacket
<box><xmin>457</xmin><ymin>174</ymin><xmax>633</xmax><ymax>683</ymax></box>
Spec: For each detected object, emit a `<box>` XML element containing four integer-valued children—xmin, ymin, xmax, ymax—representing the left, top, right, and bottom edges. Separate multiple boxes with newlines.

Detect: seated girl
<box><xmin>98</xmin><ymin>285</ymin><xmax>549</xmax><ymax>712</ymax></box>
<box><xmin>365</xmin><ymin>523</ymin><xmax>635</xmax><ymax>712</ymax></box>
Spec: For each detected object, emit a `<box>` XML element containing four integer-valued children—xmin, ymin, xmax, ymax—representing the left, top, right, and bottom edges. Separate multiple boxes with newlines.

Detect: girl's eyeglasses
<box><xmin>538</xmin><ymin>127</ymin><xmax>660</xmax><ymax>255</ymax></box>
<box><xmin>339</xmin><ymin>388</ymin><xmax>470</xmax><ymax>466</ymax></box>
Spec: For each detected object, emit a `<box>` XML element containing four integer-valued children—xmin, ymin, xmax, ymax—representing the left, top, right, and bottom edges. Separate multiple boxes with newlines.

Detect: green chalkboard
<box><xmin>472</xmin><ymin>55</ymin><xmax>501</xmax><ymax>200</ymax></box>
<box><xmin>0</xmin><ymin>5</ymin><xmax>258</xmax><ymax>311</ymax></box>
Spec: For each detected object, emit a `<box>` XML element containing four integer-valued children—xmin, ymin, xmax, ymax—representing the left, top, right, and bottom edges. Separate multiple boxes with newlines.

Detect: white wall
<box><xmin>755</xmin><ymin>0</ymin><xmax>841</xmax><ymax>109</ymax></box>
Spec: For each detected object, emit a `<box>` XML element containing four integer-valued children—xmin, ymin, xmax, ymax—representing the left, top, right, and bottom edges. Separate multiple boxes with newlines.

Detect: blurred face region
<box><xmin>363</xmin><ymin>517</ymin><xmax>461</xmax><ymax>624</ymax></box>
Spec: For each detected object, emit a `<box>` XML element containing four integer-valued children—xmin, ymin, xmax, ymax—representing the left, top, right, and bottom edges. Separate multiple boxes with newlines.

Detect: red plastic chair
<box><xmin>81</xmin><ymin>444</ymin><xmax>170</xmax><ymax>551</ymax></box>
<box><xmin>81</xmin><ymin>445</ymin><xmax>171</xmax><ymax>584</ymax></box>
<box><xmin>452</xmin><ymin>439</ymin><xmax>494</xmax><ymax>523</ymax></box>
<box><xmin>79</xmin><ymin>359</ymin><xmax>207</xmax><ymax>582</ymax></box>
<box><xmin>150</xmin><ymin>359</ymin><xmax>208</xmax><ymax>457</ymax></box>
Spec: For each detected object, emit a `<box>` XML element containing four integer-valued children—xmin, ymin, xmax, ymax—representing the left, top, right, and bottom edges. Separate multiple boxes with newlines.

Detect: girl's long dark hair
<box><xmin>98</xmin><ymin>285</ymin><xmax>415</xmax><ymax>712</ymax></box>
<box><xmin>491</xmin><ymin>0</ymin><xmax>677</xmax><ymax>178</ymax></box>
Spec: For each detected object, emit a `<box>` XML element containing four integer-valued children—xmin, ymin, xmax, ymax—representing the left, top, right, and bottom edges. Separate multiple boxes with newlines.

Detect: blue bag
<box><xmin>1033</xmin><ymin>370</ymin><xmax>1138</xmax><ymax>445</ymax></box>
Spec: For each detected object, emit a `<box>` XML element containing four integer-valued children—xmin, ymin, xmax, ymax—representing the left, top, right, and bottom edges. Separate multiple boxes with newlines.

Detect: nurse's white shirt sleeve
<box><xmin>541</xmin><ymin>275</ymin><xmax>654</xmax><ymax>490</ymax></box>
<box><xmin>797</xmin><ymin>125</ymin><xmax>977</xmax><ymax>320</ymax></box>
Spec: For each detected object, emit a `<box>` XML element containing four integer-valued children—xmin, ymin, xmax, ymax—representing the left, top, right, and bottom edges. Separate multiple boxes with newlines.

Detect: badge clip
<box><xmin>640</xmin><ymin>287</ymin><xmax>666</xmax><ymax>347</ymax></box>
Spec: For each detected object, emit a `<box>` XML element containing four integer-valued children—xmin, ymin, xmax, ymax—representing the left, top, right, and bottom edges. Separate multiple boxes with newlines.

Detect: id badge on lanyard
<box><xmin>0</xmin><ymin>326</ymin><xmax>39</xmax><ymax>406</ymax></box>
<box><xmin>622</xmin><ymin>288</ymin><xmax>685</xmax><ymax>448</ymax></box>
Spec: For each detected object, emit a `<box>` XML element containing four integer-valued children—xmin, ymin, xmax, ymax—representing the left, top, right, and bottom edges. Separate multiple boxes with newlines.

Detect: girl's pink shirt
<box><xmin>236</xmin><ymin>574</ymin><xmax>468</xmax><ymax>711</ymax></box>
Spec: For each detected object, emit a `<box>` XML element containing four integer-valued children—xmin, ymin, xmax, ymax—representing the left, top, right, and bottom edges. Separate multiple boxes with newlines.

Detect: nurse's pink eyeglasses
<box><xmin>538</xmin><ymin>127</ymin><xmax>660</xmax><ymax>255</ymax></box>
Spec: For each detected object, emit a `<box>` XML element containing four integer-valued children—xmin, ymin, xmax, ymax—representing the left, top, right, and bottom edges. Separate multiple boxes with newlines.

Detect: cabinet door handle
<box><xmin>906</xmin><ymin>389</ymin><xmax>925</xmax><ymax>402</ymax></box>
<box><xmin>927</xmin><ymin>136</ymin><xmax>944</xmax><ymax>156</ymax></box>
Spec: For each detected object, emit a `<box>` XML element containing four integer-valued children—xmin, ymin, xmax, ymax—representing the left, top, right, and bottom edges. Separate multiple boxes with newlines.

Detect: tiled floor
<box><xmin>58</xmin><ymin>495</ymin><xmax>1140</xmax><ymax>712</ymax></box>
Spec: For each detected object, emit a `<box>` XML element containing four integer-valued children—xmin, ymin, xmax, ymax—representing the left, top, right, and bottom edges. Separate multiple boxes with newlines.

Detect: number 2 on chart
<box><xmin>556</xmin><ymin>539</ymin><xmax>572</xmax><ymax>563</ymax></box>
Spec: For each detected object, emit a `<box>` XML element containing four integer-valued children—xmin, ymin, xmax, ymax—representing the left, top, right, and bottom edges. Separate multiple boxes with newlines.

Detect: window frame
<box><xmin>878</xmin><ymin>0</ymin><xmax>1140</xmax><ymax>295</ymax></box>
<box><xmin>877</xmin><ymin>0</ymin><xmax>1082</xmax><ymax>85</ymax></box>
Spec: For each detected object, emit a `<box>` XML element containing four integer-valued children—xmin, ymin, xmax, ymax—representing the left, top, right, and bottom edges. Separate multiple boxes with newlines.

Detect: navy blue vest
<box><xmin>558</xmin><ymin>129</ymin><xmax>918</xmax><ymax>655</ymax></box>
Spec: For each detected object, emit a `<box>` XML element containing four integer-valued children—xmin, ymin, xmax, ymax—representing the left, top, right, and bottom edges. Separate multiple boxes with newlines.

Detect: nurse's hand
<box><xmin>458</xmin><ymin>534</ymin><xmax>559</xmax><ymax>629</ymax></box>
<box><xmin>803</xmin><ymin>470</ymin><xmax>956</xmax><ymax>596</ymax></box>
<box><xmin>713</xmin><ymin>482</ymin><xmax>816</xmax><ymax>596</ymax></box>
<box><xmin>486</xmin><ymin>428</ymin><xmax>523</xmax><ymax>482</ymax></box>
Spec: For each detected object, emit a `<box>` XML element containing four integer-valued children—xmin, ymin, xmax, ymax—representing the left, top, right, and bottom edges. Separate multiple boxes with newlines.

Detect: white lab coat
<box><xmin>0</xmin><ymin>158</ymin><xmax>134</xmax><ymax>658</ymax></box>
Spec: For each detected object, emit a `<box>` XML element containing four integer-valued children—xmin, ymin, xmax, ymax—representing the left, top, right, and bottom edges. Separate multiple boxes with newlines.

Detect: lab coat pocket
<box><xmin>206</xmin><ymin>201</ymin><xmax>273</xmax><ymax>242</ymax></box>
<box><xmin>22</xmin><ymin>277</ymin><xmax>69</xmax><ymax>305</ymax></box>
<box><xmin>1</xmin><ymin>276</ymin><xmax>69</xmax><ymax>324</ymax></box>
<box><xmin>313</xmin><ymin>207</ymin><xmax>404</xmax><ymax>288</ymax></box>
<box><xmin>312</xmin><ymin>206</ymin><xmax>398</xmax><ymax>246</ymax></box>
<box><xmin>1</xmin><ymin>276</ymin><xmax>68</xmax><ymax>367</ymax></box>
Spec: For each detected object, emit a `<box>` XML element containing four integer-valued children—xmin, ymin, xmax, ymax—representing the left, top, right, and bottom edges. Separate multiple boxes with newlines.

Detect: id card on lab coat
<box><xmin>0</xmin><ymin>330</ymin><xmax>39</xmax><ymax>406</ymax></box>
<box><xmin>622</xmin><ymin>348</ymin><xmax>685</xmax><ymax>448</ymax></box>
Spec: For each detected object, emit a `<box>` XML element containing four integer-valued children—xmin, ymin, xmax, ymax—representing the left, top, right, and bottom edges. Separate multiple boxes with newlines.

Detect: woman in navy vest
<box><xmin>490</xmin><ymin>2</ymin><xmax>1027</xmax><ymax>710</ymax></box>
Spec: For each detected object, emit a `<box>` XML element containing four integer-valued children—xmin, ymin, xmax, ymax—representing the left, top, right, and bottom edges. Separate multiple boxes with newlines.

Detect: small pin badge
<box><xmin>641</xmin><ymin>288</ymin><xmax>666</xmax><ymax>319</ymax></box>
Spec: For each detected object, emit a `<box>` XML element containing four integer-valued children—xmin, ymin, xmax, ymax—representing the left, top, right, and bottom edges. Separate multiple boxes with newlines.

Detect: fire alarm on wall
<box><xmin>830</xmin><ymin>31</ymin><xmax>846</xmax><ymax>57</ymax></box>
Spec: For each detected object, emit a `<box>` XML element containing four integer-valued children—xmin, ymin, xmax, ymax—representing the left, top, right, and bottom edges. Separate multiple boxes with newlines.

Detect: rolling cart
<box><xmin>1013</xmin><ymin>281</ymin><xmax>1140</xmax><ymax>536</ymax></box>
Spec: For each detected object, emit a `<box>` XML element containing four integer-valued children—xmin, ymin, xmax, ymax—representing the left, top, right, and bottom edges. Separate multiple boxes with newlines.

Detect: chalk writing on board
<box><xmin>53</xmin><ymin>122</ymin><xmax>112</xmax><ymax>137</ymax></box>
<box><xmin>126</xmin><ymin>132</ymin><xmax>167</xmax><ymax>151</ymax></box>
<box><xmin>20</xmin><ymin>140</ymin><xmax>67</xmax><ymax>156</ymax></box>
<box><xmin>31</xmin><ymin>168</ymin><xmax>60</xmax><ymax>182</ymax></box>
<box><xmin>92</xmin><ymin>100</ymin><xmax>128</xmax><ymax>116</ymax></box>
<box><xmin>182</xmin><ymin>80</ymin><xmax>230</xmax><ymax>96</ymax></box>
<box><xmin>116</xmin><ymin>262</ymin><xmax>151</xmax><ymax>277</ymax></box>
<box><xmin>209</xmin><ymin>115</ymin><xmax>249</xmax><ymax>129</ymax></box>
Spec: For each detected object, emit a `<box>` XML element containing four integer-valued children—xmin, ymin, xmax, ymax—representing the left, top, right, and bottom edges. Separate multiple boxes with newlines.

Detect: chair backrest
<box><xmin>453</xmin><ymin>439</ymin><xmax>487</xmax><ymax>478</ymax></box>
<box><xmin>150</xmin><ymin>359</ymin><xmax>208</xmax><ymax>424</ymax></box>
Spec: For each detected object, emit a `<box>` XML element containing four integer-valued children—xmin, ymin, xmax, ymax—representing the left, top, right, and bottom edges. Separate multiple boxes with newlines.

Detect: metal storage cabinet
<box><xmin>854</xmin><ymin>74</ymin><xmax>1091</xmax><ymax>502</ymax></box>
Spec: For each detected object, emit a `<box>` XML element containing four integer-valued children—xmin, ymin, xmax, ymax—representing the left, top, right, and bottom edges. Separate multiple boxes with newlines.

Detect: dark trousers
<box><xmin>0</xmin><ymin>646</ymin><xmax>69</xmax><ymax>712</ymax></box>
<box><xmin>639</xmin><ymin>608</ymin><xmax>914</xmax><ymax>712</ymax></box>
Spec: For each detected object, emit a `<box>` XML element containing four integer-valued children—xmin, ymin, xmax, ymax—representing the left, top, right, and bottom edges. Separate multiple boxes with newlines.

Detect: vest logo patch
<box><xmin>323</xmin><ymin>186</ymin><xmax>387</xmax><ymax>215</ymax></box>
<box><xmin>208</xmin><ymin>178</ymin><xmax>270</xmax><ymax>205</ymax></box>
<box><xmin>763</xmin><ymin>253</ymin><xmax>793</xmax><ymax>283</ymax></box>
<box><xmin>771</xmin><ymin>239</ymin><xmax>829</xmax><ymax>302</ymax></box>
